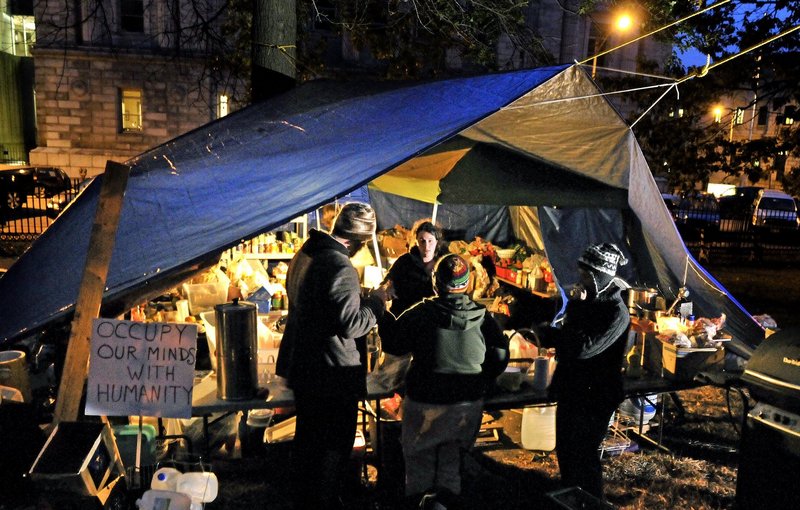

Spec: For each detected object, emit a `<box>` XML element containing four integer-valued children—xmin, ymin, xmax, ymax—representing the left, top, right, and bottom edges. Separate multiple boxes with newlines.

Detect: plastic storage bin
<box><xmin>112</xmin><ymin>424</ymin><xmax>157</xmax><ymax>468</ymax></box>
<box><xmin>183</xmin><ymin>282</ymin><xmax>228</xmax><ymax>316</ymax></box>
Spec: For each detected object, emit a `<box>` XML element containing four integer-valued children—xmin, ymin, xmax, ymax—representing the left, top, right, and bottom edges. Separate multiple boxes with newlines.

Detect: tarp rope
<box><xmin>630</xmin><ymin>22</ymin><xmax>800</xmax><ymax>128</ymax></box>
<box><xmin>577</xmin><ymin>0</ymin><xmax>732</xmax><ymax>68</ymax></box>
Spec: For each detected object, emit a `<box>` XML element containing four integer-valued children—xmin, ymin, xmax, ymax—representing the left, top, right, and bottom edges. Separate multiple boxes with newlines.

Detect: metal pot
<box><xmin>640</xmin><ymin>309</ymin><xmax>668</xmax><ymax>322</ymax></box>
<box><xmin>627</xmin><ymin>287</ymin><xmax>660</xmax><ymax>310</ymax></box>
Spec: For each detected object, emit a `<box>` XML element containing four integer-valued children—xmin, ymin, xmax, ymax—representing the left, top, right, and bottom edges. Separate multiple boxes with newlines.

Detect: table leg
<box><xmin>203</xmin><ymin>415</ymin><xmax>210</xmax><ymax>459</ymax></box>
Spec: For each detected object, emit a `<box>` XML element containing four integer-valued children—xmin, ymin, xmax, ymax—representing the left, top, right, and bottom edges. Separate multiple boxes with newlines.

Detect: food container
<box><xmin>0</xmin><ymin>350</ymin><xmax>32</xmax><ymax>402</ymax></box>
<box><xmin>183</xmin><ymin>282</ymin><xmax>228</xmax><ymax>316</ymax></box>
<box><xmin>496</xmin><ymin>248</ymin><xmax>516</xmax><ymax>260</ymax></box>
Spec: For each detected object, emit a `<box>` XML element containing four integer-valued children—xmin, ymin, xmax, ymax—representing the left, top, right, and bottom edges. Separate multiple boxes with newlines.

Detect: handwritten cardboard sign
<box><xmin>85</xmin><ymin>319</ymin><xmax>197</xmax><ymax>418</ymax></box>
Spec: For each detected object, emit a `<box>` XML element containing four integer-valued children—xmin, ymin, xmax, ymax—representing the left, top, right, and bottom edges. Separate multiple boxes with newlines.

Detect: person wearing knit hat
<box><xmin>276</xmin><ymin>201</ymin><xmax>388</xmax><ymax>509</ymax></box>
<box><xmin>532</xmin><ymin>242</ymin><xmax>631</xmax><ymax>501</ymax></box>
<box><xmin>433</xmin><ymin>252</ymin><xmax>471</xmax><ymax>294</ymax></box>
<box><xmin>378</xmin><ymin>253</ymin><xmax>509</xmax><ymax>507</ymax></box>
<box><xmin>576</xmin><ymin>242</ymin><xmax>629</xmax><ymax>298</ymax></box>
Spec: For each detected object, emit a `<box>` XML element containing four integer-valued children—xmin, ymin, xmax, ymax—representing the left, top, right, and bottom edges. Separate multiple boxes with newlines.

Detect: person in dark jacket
<box><xmin>383</xmin><ymin>220</ymin><xmax>448</xmax><ymax>315</ymax></box>
<box><xmin>276</xmin><ymin>202</ymin><xmax>389</xmax><ymax>509</ymax></box>
<box><xmin>533</xmin><ymin>243</ymin><xmax>630</xmax><ymax>500</ymax></box>
<box><xmin>379</xmin><ymin>253</ymin><xmax>509</xmax><ymax>505</ymax></box>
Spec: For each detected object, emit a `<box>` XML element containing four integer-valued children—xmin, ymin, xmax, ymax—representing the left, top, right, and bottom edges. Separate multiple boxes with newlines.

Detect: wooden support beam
<box><xmin>52</xmin><ymin>161</ymin><xmax>130</xmax><ymax>425</ymax></box>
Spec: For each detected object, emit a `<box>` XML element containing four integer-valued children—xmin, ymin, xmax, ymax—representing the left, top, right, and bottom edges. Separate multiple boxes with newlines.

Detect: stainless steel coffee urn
<box><xmin>214</xmin><ymin>299</ymin><xmax>258</xmax><ymax>400</ymax></box>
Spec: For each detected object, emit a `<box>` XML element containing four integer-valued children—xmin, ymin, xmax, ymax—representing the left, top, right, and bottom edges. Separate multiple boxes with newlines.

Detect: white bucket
<box><xmin>521</xmin><ymin>404</ymin><xmax>557</xmax><ymax>451</ymax></box>
<box><xmin>0</xmin><ymin>350</ymin><xmax>32</xmax><ymax>402</ymax></box>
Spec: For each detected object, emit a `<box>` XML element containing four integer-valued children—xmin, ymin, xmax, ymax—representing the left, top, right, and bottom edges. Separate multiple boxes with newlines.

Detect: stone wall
<box><xmin>30</xmin><ymin>49</ymin><xmax>215</xmax><ymax>177</ymax></box>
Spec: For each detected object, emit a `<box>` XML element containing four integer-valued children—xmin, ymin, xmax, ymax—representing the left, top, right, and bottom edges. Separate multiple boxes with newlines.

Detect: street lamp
<box><xmin>591</xmin><ymin>13</ymin><xmax>634</xmax><ymax>79</ymax></box>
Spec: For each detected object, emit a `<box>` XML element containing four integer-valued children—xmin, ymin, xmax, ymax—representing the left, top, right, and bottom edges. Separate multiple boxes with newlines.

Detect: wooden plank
<box><xmin>52</xmin><ymin>161</ymin><xmax>131</xmax><ymax>425</ymax></box>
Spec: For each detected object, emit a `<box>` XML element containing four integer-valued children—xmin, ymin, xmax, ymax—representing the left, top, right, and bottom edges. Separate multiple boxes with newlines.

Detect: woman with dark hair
<box><xmin>383</xmin><ymin>220</ymin><xmax>448</xmax><ymax>315</ymax></box>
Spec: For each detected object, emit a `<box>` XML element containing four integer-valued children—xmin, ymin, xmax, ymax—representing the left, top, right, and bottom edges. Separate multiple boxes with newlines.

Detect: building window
<box><xmin>785</xmin><ymin>106</ymin><xmax>796</xmax><ymax>125</ymax></box>
<box><xmin>757</xmin><ymin>106</ymin><xmax>768</xmax><ymax>126</ymax></box>
<box><xmin>120</xmin><ymin>0</ymin><xmax>144</xmax><ymax>33</ymax></box>
<box><xmin>120</xmin><ymin>89</ymin><xmax>142</xmax><ymax>132</ymax></box>
<box><xmin>734</xmin><ymin>108</ymin><xmax>744</xmax><ymax>125</ymax></box>
<box><xmin>218</xmin><ymin>94</ymin><xmax>229</xmax><ymax>118</ymax></box>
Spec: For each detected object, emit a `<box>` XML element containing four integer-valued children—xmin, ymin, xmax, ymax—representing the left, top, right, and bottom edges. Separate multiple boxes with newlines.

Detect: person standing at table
<box><xmin>383</xmin><ymin>219</ymin><xmax>448</xmax><ymax>315</ymax></box>
<box><xmin>532</xmin><ymin>243</ymin><xmax>630</xmax><ymax>501</ymax></box>
<box><xmin>276</xmin><ymin>202</ymin><xmax>389</xmax><ymax>509</ymax></box>
<box><xmin>379</xmin><ymin>253</ymin><xmax>509</xmax><ymax>507</ymax></box>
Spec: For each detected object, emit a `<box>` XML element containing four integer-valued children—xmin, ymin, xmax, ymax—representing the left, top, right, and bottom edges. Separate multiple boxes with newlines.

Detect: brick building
<box><xmin>30</xmin><ymin>0</ymin><xmax>244</xmax><ymax>177</ymax></box>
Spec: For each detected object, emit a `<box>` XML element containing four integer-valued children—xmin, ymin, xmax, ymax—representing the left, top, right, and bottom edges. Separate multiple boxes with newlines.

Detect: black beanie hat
<box><xmin>331</xmin><ymin>203</ymin><xmax>376</xmax><ymax>241</ymax></box>
<box><xmin>578</xmin><ymin>243</ymin><xmax>628</xmax><ymax>276</ymax></box>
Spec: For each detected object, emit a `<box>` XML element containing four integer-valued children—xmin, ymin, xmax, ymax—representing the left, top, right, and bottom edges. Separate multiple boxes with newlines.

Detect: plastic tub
<box><xmin>183</xmin><ymin>282</ymin><xmax>228</xmax><ymax>316</ymax></box>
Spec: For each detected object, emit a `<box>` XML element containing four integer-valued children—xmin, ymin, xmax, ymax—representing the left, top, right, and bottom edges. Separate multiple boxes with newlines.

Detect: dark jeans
<box><xmin>555</xmin><ymin>394</ymin><xmax>618</xmax><ymax>499</ymax></box>
<box><xmin>290</xmin><ymin>389</ymin><xmax>359</xmax><ymax>509</ymax></box>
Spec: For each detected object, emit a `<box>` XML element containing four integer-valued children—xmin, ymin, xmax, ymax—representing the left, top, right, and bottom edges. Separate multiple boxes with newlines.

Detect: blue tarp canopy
<box><xmin>0</xmin><ymin>64</ymin><xmax>765</xmax><ymax>356</ymax></box>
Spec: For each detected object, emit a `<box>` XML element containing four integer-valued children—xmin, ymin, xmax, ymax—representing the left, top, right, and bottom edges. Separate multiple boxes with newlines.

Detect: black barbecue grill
<box><xmin>737</xmin><ymin>327</ymin><xmax>800</xmax><ymax>510</ymax></box>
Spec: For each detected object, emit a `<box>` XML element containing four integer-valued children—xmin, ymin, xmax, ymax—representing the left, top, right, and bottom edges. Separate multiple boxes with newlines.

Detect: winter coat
<box><xmin>537</xmin><ymin>286</ymin><xmax>630</xmax><ymax>407</ymax></box>
<box><xmin>276</xmin><ymin>229</ymin><xmax>385</xmax><ymax>398</ymax></box>
<box><xmin>378</xmin><ymin>293</ymin><xmax>509</xmax><ymax>404</ymax></box>
<box><xmin>383</xmin><ymin>246</ymin><xmax>439</xmax><ymax>315</ymax></box>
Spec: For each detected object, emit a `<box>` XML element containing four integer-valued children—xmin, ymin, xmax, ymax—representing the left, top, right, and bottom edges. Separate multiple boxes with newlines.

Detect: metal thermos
<box><xmin>214</xmin><ymin>299</ymin><xmax>258</xmax><ymax>400</ymax></box>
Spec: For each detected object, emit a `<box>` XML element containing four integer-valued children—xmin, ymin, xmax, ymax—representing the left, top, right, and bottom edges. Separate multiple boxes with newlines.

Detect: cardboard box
<box><xmin>645</xmin><ymin>334</ymin><xmax>724</xmax><ymax>381</ymax></box>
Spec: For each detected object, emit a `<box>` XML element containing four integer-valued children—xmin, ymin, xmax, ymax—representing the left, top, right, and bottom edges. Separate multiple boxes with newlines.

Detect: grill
<box><xmin>737</xmin><ymin>327</ymin><xmax>800</xmax><ymax>510</ymax></box>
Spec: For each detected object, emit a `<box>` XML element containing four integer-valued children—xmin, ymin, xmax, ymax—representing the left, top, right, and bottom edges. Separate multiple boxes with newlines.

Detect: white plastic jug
<box><xmin>176</xmin><ymin>471</ymin><xmax>219</xmax><ymax>505</ymax></box>
<box><xmin>150</xmin><ymin>467</ymin><xmax>182</xmax><ymax>491</ymax></box>
<box><xmin>521</xmin><ymin>404</ymin><xmax>557</xmax><ymax>451</ymax></box>
<box><xmin>136</xmin><ymin>489</ymin><xmax>191</xmax><ymax>510</ymax></box>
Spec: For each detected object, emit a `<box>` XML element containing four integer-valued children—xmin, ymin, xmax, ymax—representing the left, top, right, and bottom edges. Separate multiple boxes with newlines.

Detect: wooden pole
<box><xmin>52</xmin><ymin>161</ymin><xmax>130</xmax><ymax>425</ymax></box>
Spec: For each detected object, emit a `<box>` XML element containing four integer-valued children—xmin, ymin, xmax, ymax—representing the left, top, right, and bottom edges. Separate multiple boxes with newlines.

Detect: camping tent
<box><xmin>0</xmin><ymin>64</ymin><xmax>763</xmax><ymax>357</ymax></box>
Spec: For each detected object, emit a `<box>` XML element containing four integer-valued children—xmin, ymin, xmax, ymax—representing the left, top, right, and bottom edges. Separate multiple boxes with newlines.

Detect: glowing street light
<box><xmin>592</xmin><ymin>12</ymin><xmax>634</xmax><ymax>79</ymax></box>
<box><xmin>712</xmin><ymin>106</ymin><xmax>724</xmax><ymax>123</ymax></box>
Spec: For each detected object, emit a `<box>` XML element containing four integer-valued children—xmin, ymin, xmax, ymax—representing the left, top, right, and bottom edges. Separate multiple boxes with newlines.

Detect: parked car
<box><xmin>28</xmin><ymin>166</ymin><xmax>72</xmax><ymax>198</ymax></box>
<box><xmin>751</xmin><ymin>189</ymin><xmax>799</xmax><ymax>231</ymax></box>
<box><xmin>674</xmin><ymin>192</ymin><xmax>721</xmax><ymax>232</ymax></box>
<box><xmin>0</xmin><ymin>167</ymin><xmax>36</xmax><ymax>213</ymax></box>
<box><xmin>718</xmin><ymin>186</ymin><xmax>763</xmax><ymax>219</ymax></box>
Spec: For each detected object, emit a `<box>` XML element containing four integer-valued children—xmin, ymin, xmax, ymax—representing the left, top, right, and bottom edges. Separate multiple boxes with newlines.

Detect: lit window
<box><xmin>734</xmin><ymin>108</ymin><xmax>744</xmax><ymax>125</ymax></box>
<box><xmin>120</xmin><ymin>89</ymin><xmax>142</xmax><ymax>132</ymax></box>
<box><xmin>785</xmin><ymin>106</ymin><xmax>795</xmax><ymax>125</ymax></box>
<box><xmin>713</xmin><ymin>107</ymin><xmax>723</xmax><ymax>123</ymax></box>
<box><xmin>218</xmin><ymin>95</ymin><xmax>229</xmax><ymax>118</ymax></box>
<box><xmin>120</xmin><ymin>0</ymin><xmax>144</xmax><ymax>33</ymax></box>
